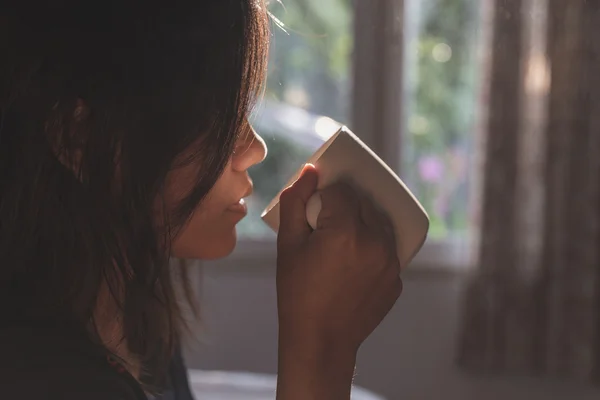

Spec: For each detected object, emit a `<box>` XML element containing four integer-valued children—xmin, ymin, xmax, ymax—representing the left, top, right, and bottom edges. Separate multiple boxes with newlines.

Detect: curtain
<box><xmin>457</xmin><ymin>0</ymin><xmax>600</xmax><ymax>381</ymax></box>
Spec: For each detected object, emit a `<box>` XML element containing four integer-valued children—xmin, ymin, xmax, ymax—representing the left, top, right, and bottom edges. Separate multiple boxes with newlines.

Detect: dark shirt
<box><xmin>0</xmin><ymin>322</ymin><xmax>195</xmax><ymax>400</ymax></box>
<box><xmin>155</xmin><ymin>343</ymin><xmax>196</xmax><ymax>400</ymax></box>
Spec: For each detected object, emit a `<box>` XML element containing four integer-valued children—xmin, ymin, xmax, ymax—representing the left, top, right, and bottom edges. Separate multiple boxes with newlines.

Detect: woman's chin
<box><xmin>172</xmin><ymin>229</ymin><xmax>238</xmax><ymax>261</ymax></box>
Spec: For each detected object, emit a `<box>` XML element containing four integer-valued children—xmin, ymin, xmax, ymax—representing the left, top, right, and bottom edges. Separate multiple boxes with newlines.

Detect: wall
<box><xmin>183</xmin><ymin>262</ymin><xmax>600</xmax><ymax>400</ymax></box>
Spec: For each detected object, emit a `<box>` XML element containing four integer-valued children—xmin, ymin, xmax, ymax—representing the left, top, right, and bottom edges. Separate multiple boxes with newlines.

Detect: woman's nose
<box><xmin>231</xmin><ymin>123</ymin><xmax>267</xmax><ymax>172</ymax></box>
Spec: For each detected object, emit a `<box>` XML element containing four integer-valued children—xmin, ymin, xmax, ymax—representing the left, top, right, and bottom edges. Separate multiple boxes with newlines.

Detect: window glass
<box><xmin>238</xmin><ymin>0</ymin><xmax>353</xmax><ymax>239</ymax></box>
<box><xmin>401</xmin><ymin>0</ymin><xmax>482</xmax><ymax>239</ymax></box>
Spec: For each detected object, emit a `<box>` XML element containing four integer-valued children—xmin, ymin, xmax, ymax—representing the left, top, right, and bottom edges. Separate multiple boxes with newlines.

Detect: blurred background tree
<box><xmin>403</xmin><ymin>0</ymin><xmax>481</xmax><ymax>237</ymax></box>
<box><xmin>241</xmin><ymin>0</ymin><xmax>481</xmax><ymax>239</ymax></box>
<box><xmin>265</xmin><ymin>0</ymin><xmax>353</xmax><ymax>121</ymax></box>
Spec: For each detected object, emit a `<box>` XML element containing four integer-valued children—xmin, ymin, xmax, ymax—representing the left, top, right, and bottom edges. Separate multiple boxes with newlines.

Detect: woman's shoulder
<box><xmin>0</xmin><ymin>324</ymin><xmax>147</xmax><ymax>400</ymax></box>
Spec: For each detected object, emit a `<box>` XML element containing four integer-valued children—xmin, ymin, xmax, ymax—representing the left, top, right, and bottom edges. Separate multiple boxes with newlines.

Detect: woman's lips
<box><xmin>228</xmin><ymin>183</ymin><xmax>253</xmax><ymax>214</ymax></box>
<box><xmin>227</xmin><ymin>198</ymin><xmax>248</xmax><ymax>214</ymax></box>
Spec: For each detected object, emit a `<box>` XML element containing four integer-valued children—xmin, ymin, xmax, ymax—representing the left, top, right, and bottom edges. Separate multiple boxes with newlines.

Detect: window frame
<box><xmin>207</xmin><ymin>0</ymin><xmax>475</xmax><ymax>274</ymax></box>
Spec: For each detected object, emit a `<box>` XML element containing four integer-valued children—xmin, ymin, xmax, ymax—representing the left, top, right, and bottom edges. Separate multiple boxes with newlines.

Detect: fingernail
<box><xmin>299</xmin><ymin>163</ymin><xmax>315</xmax><ymax>177</ymax></box>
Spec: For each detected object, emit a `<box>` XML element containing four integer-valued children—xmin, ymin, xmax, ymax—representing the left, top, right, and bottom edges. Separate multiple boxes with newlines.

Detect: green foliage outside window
<box><xmin>239</xmin><ymin>0</ymin><xmax>481</xmax><ymax>239</ymax></box>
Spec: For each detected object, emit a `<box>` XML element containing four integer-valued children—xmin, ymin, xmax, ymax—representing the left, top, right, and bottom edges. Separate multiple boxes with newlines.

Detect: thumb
<box><xmin>277</xmin><ymin>164</ymin><xmax>318</xmax><ymax>250</ymax></box>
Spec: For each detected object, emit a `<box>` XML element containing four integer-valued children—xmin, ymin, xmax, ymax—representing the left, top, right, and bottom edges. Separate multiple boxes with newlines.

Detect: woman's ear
<box><xmin>47</xmin><ymin>98</ymin><xmax>90</xmax><ymax>178</ymax></box>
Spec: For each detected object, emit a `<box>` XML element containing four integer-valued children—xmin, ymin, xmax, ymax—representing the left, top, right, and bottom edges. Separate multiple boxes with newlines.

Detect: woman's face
<box><xmin>169</xmin><ymin>122</ymin><xmax>267</xmax><ymax>260</ymax></box>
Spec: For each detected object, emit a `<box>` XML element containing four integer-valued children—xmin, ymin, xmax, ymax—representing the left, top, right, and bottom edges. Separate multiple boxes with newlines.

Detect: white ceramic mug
<box><xmin>261</xmin><ymin>126</ymin><xmax>429</xmax><ymax>268</ymax></box>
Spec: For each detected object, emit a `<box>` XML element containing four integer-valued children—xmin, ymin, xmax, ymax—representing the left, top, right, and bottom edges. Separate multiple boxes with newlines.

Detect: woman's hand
<box><xmin>275</xmin><ymin>164</ymin><xmax>402</xmax><ymax>400</ymax></box>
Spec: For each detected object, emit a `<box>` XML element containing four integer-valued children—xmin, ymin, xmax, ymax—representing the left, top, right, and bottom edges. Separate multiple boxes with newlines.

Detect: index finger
<box><xmin>316</xmin><ymin>181</ymin><xmax>361</xmax><ymax>229</ymax></box>
<box><xmin>357</xmin><ymin>191</ymin><xmax>396</xmax><ymax>239</ymax></box>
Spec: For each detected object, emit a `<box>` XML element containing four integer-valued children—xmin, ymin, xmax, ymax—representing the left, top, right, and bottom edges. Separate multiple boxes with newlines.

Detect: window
<box><xmin>225</xmin><ymin>0</ymin><xmax>485</xmax><ymax>270</ymax></box>
<box><xmin>402</xmin><ymin>0</ymin><xmax>481</xmax><ymax>239</ymax></box>
<box><xmin>237</xmin><ymin>0</ymin><xmax>352</xmax><ymax>240</ymax></box>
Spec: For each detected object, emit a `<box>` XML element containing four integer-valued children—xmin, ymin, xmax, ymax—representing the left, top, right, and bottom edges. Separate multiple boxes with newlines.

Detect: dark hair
<box><xmin>0</xmin><ymin>0</ymin><xmax>269</xmax><ymax>389</ymax></box>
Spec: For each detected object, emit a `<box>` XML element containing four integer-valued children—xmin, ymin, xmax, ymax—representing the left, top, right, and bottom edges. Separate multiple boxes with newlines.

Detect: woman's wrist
<box><xmin>276</xmin><ymin>330</ymin><xmax>358</xmax><ymax>400</ymax></box>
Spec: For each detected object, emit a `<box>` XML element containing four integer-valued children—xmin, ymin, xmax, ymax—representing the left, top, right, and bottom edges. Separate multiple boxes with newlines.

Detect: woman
<box><xmin>0</xmin><ymin>1</ymin><xmax>402</xmax><ymax>399</ymax></box>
